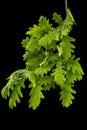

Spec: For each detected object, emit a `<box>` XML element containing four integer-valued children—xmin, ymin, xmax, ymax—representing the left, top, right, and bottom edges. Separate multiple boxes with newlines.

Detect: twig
<box><xmin>65</xmin><ymin>0</ymin><xmax>68</xmax><ymax>15</ymax></box>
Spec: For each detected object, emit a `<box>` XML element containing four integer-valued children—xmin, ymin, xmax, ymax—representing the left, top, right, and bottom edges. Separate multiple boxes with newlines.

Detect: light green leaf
<box><xmin>60</xmin><ymin>82</ymin><xmax>76</xmax><ymax>107</ymax></box>
<box><xmin>52</xmin><ymin>12</ymin><xmax>62</xmax><ymax>24</ymax></box>
<box><xmin>53</xmin><ymin>61</ymin><xmax>67</xmax><ymax>86</ymax></box>
<box><xmin>39</xmin><ymin>28</ymin><xmax>60</xmax><ymax>47</ymax></box>
<box><xmin>60</xmin><ymin>36</ymin><xmax>75</xmax><ymax>60</ymax></box>
<box><xmin>26</xmin><ymin>38</ymin><xmax>40</xmax><ymax>51</ymax></box>
<box><xmin>29</xmin><ymin>85</ymin><xmax>44</xmax><ymax>110</ymax></box>
<box><xmin>35</xmin><ymin>63</ymin><xmax>53</xmax><ymax>77</ymax></box>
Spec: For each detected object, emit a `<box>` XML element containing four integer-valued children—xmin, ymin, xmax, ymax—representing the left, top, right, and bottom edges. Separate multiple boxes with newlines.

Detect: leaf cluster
<box><xmin>1</xmin><ymin>9</ymin><xmax>84</xmax><ymax>109</ymax></box>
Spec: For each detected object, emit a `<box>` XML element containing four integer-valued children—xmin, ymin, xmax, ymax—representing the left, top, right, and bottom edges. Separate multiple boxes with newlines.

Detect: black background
<box><xmin>0</xmin><ymin>0</ymin><xmax>86</xmax><ymax>125</ymax></box>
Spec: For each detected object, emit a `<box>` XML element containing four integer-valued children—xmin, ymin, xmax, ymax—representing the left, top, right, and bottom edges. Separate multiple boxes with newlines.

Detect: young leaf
<box><xmin>1</xmin><ymin>69</ymin><xmax>30</xmax><ymax>109</ymax></box>
<box><xmin>59</xmin><ymin>36</ymin><xmax>75</xmax><ymax>60</ymax></box>
<box><xmin>29</xmin><ymin>85</ymin><xmax>44</xmax><ymax>110</ymax></box>
<box><xmin>53</xmin><ymin>61</ymin><xmax>67</xmax><ymax>86</ymax></box>
<box><xmin>52</xmin><ymin>12</ymin><xmax>62</xmax><ymax>24</ymax></box>
<box><xmin>59</xmin><ymin>82</ymin><xmax>76</xmax><ymax>107</ymax></box>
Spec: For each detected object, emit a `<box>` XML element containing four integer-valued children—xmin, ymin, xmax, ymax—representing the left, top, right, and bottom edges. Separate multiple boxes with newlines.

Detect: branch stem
<box><xmin>65</xmin><ymin>0</ymin><xmax>68</xmax><ymax>15</ymax></box>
